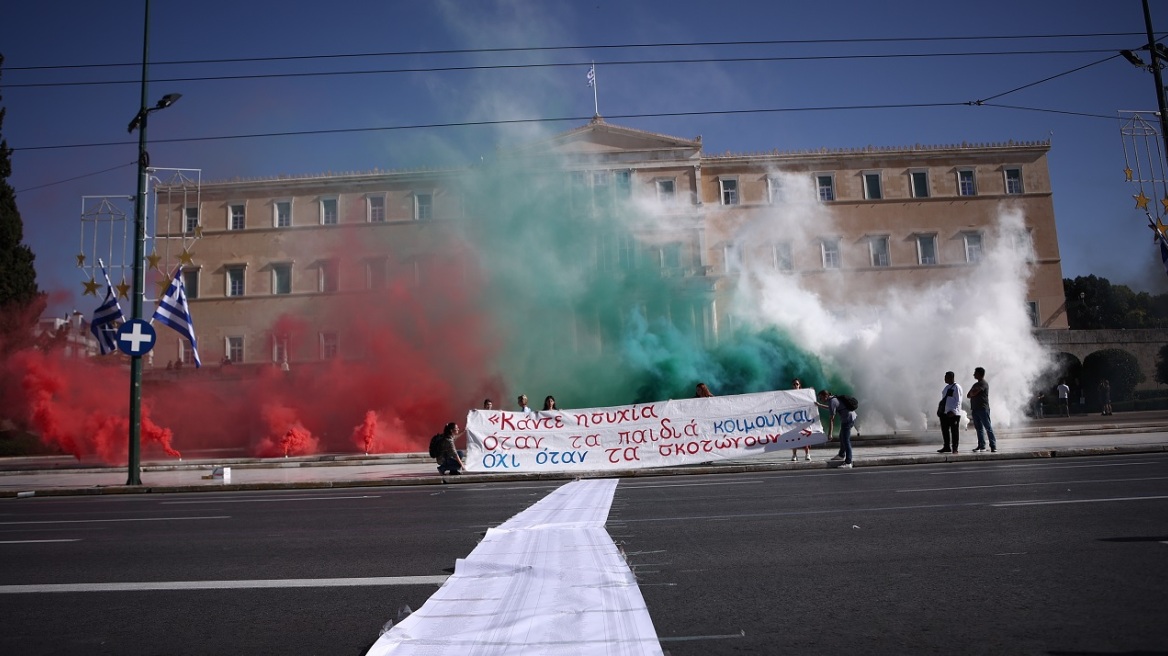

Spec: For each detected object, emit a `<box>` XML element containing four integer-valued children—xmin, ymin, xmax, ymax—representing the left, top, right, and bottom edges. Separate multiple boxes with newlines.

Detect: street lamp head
<box><xmin>154</xmin><ymin>93</ymin><xmax>182</xmax><ymax>110</ymax></box>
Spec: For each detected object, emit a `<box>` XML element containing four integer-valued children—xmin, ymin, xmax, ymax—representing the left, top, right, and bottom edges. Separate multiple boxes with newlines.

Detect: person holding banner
<box><xmin>819</xmin><ymin>389</ymin><xmax>856</xmax><ymax>468</ymax></box>
<box><xmin>517</xmin><ymin>395</ymin><xmax>531</xmax><ymax>413</ymax></box>
<box><xmin>791</xmin><ymin>379</ymin><xmax>812</xmax><ymax>461</ymax></box>
<box><xmin>542</xmin><ymin>396</ymin><xmax>558</xmax><ymax>411</ymax></box>
<box><xmin>695</xmin><ymin>383</ymin><xmax>714</xmax><ymax>398</ymax></box>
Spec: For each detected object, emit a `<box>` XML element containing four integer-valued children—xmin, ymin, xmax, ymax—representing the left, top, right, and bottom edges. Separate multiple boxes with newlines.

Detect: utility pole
<box><xmin>1142</xmin><ymin>0</ymin><xmax>1168</xmax><ymax>163</ymax></box>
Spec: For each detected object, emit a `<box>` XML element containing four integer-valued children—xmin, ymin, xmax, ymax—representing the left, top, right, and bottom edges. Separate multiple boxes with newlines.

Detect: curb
<box><xmin>3</xmin><ymin>443</ymin><xmax>1165</xmax><ymax>499</ymax></box>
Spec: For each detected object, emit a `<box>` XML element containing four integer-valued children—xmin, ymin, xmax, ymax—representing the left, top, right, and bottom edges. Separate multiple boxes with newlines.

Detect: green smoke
<box><xmin>460</xmin><ymin>158</ymin><xmax>841</xmax><ymax>409</ymax></box>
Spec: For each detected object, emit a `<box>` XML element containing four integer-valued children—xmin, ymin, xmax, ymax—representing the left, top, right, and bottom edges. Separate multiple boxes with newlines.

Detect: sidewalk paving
<box><xmin>2</xmin><ymin>410</ymin><xmax>1166</xmax><ymax>497</ymax></box>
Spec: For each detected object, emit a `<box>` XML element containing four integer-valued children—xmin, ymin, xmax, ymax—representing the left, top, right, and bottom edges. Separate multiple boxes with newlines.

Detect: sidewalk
<box><xmin>2</xmin><ymin>410</ymin><xmax>1166</xmax><ymax>498</ymax></box>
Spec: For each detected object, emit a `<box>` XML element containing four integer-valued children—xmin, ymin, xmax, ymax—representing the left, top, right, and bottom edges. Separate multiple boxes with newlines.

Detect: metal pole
<box><xmin>128</xmin><ymin>0</ymin><xmax>151</xmax><ymax>486</ymax></box>
<box><xmin>1143</xmin><ymin>0</ymin><xmax>1168</xmax><ymax>163</ymax></box>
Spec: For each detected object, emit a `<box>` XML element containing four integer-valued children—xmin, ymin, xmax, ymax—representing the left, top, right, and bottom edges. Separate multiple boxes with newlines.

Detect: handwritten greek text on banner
<box><xmin>465</xmin><ymin>388</ymin><xmax>825</xmax><ymax>473</ymax></box>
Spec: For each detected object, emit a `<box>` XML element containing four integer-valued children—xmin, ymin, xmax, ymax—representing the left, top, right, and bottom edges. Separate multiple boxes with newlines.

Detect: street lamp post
<box><xmin>125</xmin><ymin>0</ymin><xmax>180</xmax><ymax>485</ymax></box>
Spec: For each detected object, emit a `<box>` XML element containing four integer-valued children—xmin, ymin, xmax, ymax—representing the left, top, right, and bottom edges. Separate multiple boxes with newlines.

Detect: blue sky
<box><xmin>3</xmin><ymin>0</ymin><xmax>1167</xmax><ymax>317</ymax></box>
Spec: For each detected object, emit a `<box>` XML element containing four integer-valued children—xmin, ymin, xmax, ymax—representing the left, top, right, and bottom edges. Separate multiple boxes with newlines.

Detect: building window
<box><xmin>274</xmin><ymin>200</ymin><xmax>292</xmax><ymax>228</ymax></box>
<box><xmin>862</xmin><ymin>172</ymin><xmax>883</xmax><ymax>200</ymax></box>
<box><xmin>178</xmin><ymin>340</ymin><xmax>193</xmax><ymax>366</ymax></box>
<box><xmin>227</xmin><ymin>266</ymin><xmax>246</xmax><ymax>297</ymax></box>
<box><xmin>772</xmin><ymin>241</ymin><xmax>793</xmax><ymax>271</ymax></box>
<box><xmin>964</xmin><ymin>233</ymin><xmax>984</xmax><ymax>263</ymax></box>
<box><xmin>821</xmin><ymin>239</ymin><xmax>840</xmax><ymax>269</ymax></box>
<box><xmin>182</xmin><ymin>268</ymin><xmax>200</xmax><ymax>299</ymax></box>
<box><xmin>1027</xmin><ymin>301</ymin><xmax>1039</xmax><ymax>327</ymax></box>
<box><xmin>229</xmin><ymin>203</ymin><xmax>246</xmax><ymax>230</ymax></box>
<box><xmin>719</xmin><ymin>178</ymin><xmax>739</xmax><ymax>206</ymax></box>
<box><xmin>272</xmin><ymin>263</ymin><xmax>292</xmax><ymax>295</ymax></box>
<box><xmin>319</xmin><ymin>332</ymin><xmax>338</xmax><ymax>360</ymax></box>
<box><xmin>1005</xmin><ymin>167</ymin><xmax>1024</xmax><ymax>194</ymax></box>
<box><xmin>723</xmin><ymin>244</ymin><xmax>739</xmax><ymax>273</ymax></box>
<box><xmin>958</xmin><ymin>170</ymin><xmax>977</xmax><ymax>196</ymax></box>
<box><xmin>365</xmin><ymin>258</ymin><xmax>387</xmax><ymax>290</ymax></box>
<box><xmin>226</xmin><ymin>336</ymin><xmax>243</xmax><ymax>363</ymax></box>
<box><xmin>767</xmin><ymin>177</ymin><xmax>784</xmax><ymax>204</ymax></box>
<box><xmin>320</xmin><ymin>198</ymin><xmax>338</xmax><ymax>225</ymax></box>
<box><xmin>869</xmin><ymin>236</ymin><xmax>891</xmax><ymax>267</ymax></box>
<box><xmin>617</xmin><ymin>235</ymin><xmax>636</xmax><ymax>270</ymax></box>
<box><xmin>910</xmin><ymin>171</ymin><xmax>930</xmax><ymax>198</ymax></box>
<box><xmin>273</xmin><ymin>334</ymin><xmax>289</xmax><ymax>365</ymax></box>
<box><xmin>319</xmin><ymin>259</ymin><xmax>339</xmax><ymax>293</ymax></box>
<box><xmin>659</xmin><ymin>243</ymin><xmax>682</xmax><ymax>271</ymax></box>
<box><xmin>614</xmin><ymin>170</ymin><xmax>632</xmax><ymax>198</ymax></box>
<box><xmin>414</xmin><ymin>193</ymin><xmax>433</xmax><ymax>220</ymax></box>
<box><xmin>184</xmin><ymin>206</ymin><xmax>199</xmax><ymax>233</ymax></box>
<box><xmin>916</xmin><ymin>234</ymin><xmax>938</xmax><ymax>265</ymax></box>
<box><xmin>816</xmin><ymin>174</ymin><xmax>835</xmax><ymax>202</ymax></box>
<box><xmin>656</xmin><ymin>179</ymin><xmax>676</xmax><ymax>204</ymax></box>
<box><xmin>367</xmin><ymin>195</ymin><xmax>386</xmax><ymax>223</ymax></box>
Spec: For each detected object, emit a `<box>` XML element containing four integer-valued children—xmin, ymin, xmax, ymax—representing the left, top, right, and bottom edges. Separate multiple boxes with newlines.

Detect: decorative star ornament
<box><xmin>1161</xmin><ymin>197</ymin><xmax>1168</xmax><ymax>214</ymax></box>
<box><xmin>1154</xmin><ymin>217</ymin><xmax>1168</xmax><ymax>240</ymax></box>
<box><xmin>156</xmin><ymin>278</ymin><xmax>172</xmax><ymax>297</ymax></box>
<box><xmin>194</xmin><ymin>225</ymin><xmax>204</xmax><ymax>238</ymax></box>
<box><xmin>146</xmin><ymin>251</ymin><xmax>163</xmax><ymax>272</ymax></box>
<box><xmin>76</xmin><ymin>253</ymin><xmax>86</xmax><ymax>267</ymax></box>
<box><xmin>178</xmin><ymin>248</ymin><xmax>195</xmax><ymax>265</ymax></box>
<box><xmin>1134</xmin><ymin>191</ymin><xmax>1150</xmax><ymax>210</ymax></box>
<box><xmin>116</xmin><ymin>279</ymin><xmax>131</xmax><ymax>299</ymax></box>
<box><xmin>82</xmin><ymin>277</ymin><xmax>101</xmax><ymax>296</ymax></box>
<box><xmin>1124</xmin><ymin>166</ymin><xmax>1133</xmax><ymax>182</ymax></box>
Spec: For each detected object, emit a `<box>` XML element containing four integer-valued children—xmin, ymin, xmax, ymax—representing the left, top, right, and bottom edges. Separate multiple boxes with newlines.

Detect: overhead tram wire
<box><xmin>966</xmin><ymin>52</ymin><xmax>1121</xmax><ymax>106</ymax></box>
<box><xmin>15</xmin><ymin>161</ymin><xmax>137</xmax><ymax>194</ymax></box>
<box><xmin>3</xmin><ymin>31</ymin><xmax>1151</xmax><ymax>71</ymax></box>
<box><xmin>9</xmin><ymin>101</ymin><xmax>986</xmax><ymax>153</ymax></box>
<box><xmin>3</xmin><ymin>49</ymin><xmax>1135</xmax><ymax>89</ymax></box>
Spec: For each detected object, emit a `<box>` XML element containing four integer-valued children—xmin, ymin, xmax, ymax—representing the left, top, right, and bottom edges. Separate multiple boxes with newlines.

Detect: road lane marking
<box><xmin>898</xmin><ymin>475</ymin><xmax>1168</xmax><ymax>492</ymax></box>
<box><xmin>160</xmin><ymin>495</ymin><xmax>378</xmax><ymax>504</ymax></box>
<box><xmin>0</xmin><ymin>576</ymin><xmax>449</xmax><ymax>594</ymax></box>
<box><xmin>0</xmin><ymin>539</ymin><xmax>80</xmax><ymax>544</ymax></box>
<box><xmin>930</xmin><ymin>461</ymin><xmax>1153</xmax><ymax>474</ymax></box>
<box><xmin>0</xmin><ymin>516</ymin><xmax>229</xmax><ymax>526</ymax></box>
<box><xmin>994</xmin><ymin>495</ymin><xmax>1168</xmax><ymax>507</ymax></box>
<box><xmin>619</xmin><ymin>480</ymin><xmax>764</xmax><ymax>489</ymax></box>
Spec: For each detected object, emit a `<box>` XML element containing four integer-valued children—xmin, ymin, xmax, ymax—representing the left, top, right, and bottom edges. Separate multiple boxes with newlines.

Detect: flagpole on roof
<box><xmin>588</xmin><ymin>62</ymin><xmax>599</xmax><ymax>117</ymax></box>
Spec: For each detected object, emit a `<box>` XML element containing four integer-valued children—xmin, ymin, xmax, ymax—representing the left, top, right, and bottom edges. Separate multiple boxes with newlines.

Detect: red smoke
<box><xmin>1</xmin><ymin>229</ymin><xmax>501</xmax><ymax>464</ymax></box>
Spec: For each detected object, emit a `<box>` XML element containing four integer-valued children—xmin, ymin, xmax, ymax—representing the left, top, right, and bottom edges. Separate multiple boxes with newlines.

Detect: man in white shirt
<box><xmin>937</xmin><ymin>371</ymin><xmax>964</xmax><ymax>453</ymax></box>
<box><xmin>1057</xmin><ymin>381</ymin><xmax>1070</xmax><ymax>417</ymax></box>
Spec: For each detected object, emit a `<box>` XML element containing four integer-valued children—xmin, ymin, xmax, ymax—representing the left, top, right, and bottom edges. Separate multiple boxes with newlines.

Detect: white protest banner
<box><xmin>465</xmin><ymin>388</ymin><xmax>826</xmax><ymax>474</ymax></box>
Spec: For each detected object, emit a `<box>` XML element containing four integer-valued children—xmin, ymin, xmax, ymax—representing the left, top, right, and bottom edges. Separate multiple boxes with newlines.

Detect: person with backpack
<box><xmin>431</xmin><ymin>422</ymin><xmax>465</xmax><ymax>475</ymax></box>
<box><xmin>937</xmin><ymin>371</ymin><xmax>963</xmax><ymax>453</ymax></box>
<box><xmin>818</xmin><ymin>389</ymin><xmax>858</xmax><ymax>469</ymax></box>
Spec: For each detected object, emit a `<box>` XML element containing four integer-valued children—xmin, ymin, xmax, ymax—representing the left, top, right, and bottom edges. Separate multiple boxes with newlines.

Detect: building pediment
<box><xmin>505</xmin><ymin>117</ymin><xmax>703</xmax><ymax>163</ymax></box>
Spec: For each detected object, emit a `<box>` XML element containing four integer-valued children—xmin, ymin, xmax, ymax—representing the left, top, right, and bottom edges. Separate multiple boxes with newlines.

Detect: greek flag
<box><xmin>152</xmin><ymin>266</ymin><xmax>202</xmax><ymax>368</ymax></box>
<box><xmin>89</xmin><ymin>268</ymin><xmax>124</xmax><ymax>355</ymax></box>
<box><xmin>587</xmin><ymin>64</ymin><xmax>595</xmax><ymax>87</ymax></box>
<box><xmin>1157</xmin><ymin>231</ymin><xmax>1168</xmax><ymax>277</ymax></box>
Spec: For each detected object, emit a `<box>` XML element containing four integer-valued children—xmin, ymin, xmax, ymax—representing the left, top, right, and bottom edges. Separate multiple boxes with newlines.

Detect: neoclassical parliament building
<box><xmin>153</xmin><ymin>118</ymin><xmax>1067</xmax><ymax>367</ymax></box>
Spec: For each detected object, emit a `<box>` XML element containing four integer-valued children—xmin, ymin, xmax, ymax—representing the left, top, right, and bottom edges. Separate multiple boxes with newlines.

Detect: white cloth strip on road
<box><xmin>0</xmin><ymin>576</ymin><xmax>449</xmax><ymax>594</ymax></box>
<box><xmin>367</xmin><ymin>478</ymin><xmax>664</xmax><ymax>656</ymax></box>
<box><xmin>0</xmin><ymin>516</ymin><xmax>229</xmax><ymax>525</ymax></box>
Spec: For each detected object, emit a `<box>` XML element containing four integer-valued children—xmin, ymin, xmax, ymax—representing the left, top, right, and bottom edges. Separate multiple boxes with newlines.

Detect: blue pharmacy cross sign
<box><xmin>116</xmin><ymin>319</ymin><xmax>157</xmax><ymax>357</ymax></box>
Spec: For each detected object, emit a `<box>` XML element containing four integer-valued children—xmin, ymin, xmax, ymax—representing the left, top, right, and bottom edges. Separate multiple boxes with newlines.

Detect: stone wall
<box><xmin>1035</xmin><ymin>329</ymin><xmax>1168</xmax><ymax>390</ymax></box>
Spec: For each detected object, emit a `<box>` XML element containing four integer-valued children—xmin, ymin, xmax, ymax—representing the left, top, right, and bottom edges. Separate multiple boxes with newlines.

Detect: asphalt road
<box><xmin>1</xmin><ymin>455</ymin><xmax>1166</xmax><ymax>655</ymax></box>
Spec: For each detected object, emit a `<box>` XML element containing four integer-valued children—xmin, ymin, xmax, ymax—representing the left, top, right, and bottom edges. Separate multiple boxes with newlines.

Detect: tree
<box><xmin>1156</xmin><ymin>344</ymin><xmax>1168</xmax><ymax>386</ymax></box>
<box><xmin>0</xmin><ymin>53</ymin><xmax>43</xmax><ymax>354</ymax></box>
<box><xmin>1062</xmin><ymin>275</ymin><xmax>1168</xmax><ymax>330</ymax></box>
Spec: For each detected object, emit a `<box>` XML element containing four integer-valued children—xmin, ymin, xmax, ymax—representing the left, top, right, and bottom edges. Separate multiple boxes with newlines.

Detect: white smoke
<box><xmin>731</xmin><ymin>172</ymin><xmax>1050</xmax><ymax>432</ymax></box>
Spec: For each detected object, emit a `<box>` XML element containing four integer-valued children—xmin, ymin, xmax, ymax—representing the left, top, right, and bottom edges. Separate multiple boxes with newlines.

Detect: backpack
<box><xmin>428</xmin><ymin>434</ymin><xmax>445</xmax><ymax>458</ymax></box>
<box><xmin>837</xmin><ymin>394</ymin><xmax>859</xmax><ymax>412</ymax></box>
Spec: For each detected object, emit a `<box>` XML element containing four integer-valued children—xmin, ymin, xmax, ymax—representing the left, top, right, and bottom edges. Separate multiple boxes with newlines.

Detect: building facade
<box><xmin>152</xmin><ymin>119</ymin><xmax>1067</xmax><ymax>368</ymax></box>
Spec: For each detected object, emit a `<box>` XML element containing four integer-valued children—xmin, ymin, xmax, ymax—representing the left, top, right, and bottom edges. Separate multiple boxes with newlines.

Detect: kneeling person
<box><xmin>434</xmin><ymin>422</ymin><xmax>465</xmax><ymax>475</ymax></box>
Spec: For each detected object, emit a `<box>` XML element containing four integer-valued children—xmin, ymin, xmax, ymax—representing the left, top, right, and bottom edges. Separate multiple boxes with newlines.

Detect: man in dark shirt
<box><xmin>966</xmin><ymin>367</ymin><xmax>998</xmax><ymax>452</ymax></box>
